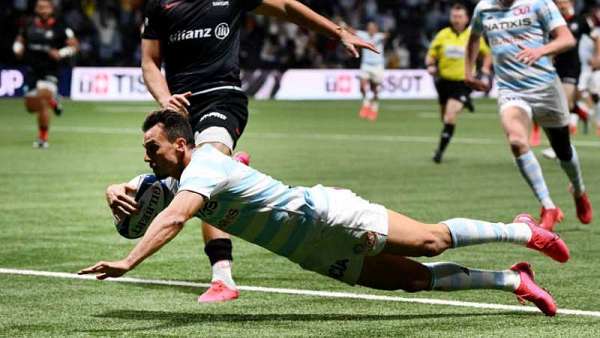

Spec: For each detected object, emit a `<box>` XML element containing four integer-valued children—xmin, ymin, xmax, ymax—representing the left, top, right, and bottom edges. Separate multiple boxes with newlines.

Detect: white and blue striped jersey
<box><xmin>471</xmin><ymin>0</ymin><xmax>566</xmax><ymax>90</ymax></box>
<box><xmin>178</xmin><ymin>145</ymin><xmax>327</xmax><ymax>262</ymax></box>
<box><xmin>356</xmin><ymin>31</ymin><xmax>386</xmax><ymax>67</ymax></box>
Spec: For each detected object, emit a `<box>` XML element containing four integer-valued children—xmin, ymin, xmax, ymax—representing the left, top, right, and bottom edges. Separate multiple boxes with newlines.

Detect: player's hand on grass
<box><xmin>78</xmin><ymin>260</ymin><xmax>131</xmax><ymax>280</ymax></box>
<box><xmin>106</xmin><ymin>183</ymin><xmax>139</xmax><ymax>222</ymax></box>
<box><xmin>465</xmin><ymin>77</ymin><xmax>490</xmax><ymax>92</ymax></box>
<box><xmin>516</xmin><ymin>44</ymin><xmax>544</xmax><ymax>66</ymax></box>
<box><xmin>160</xmin><ymin>92</ymin><xmax>192</xmax><ymax>116</ymax></box>
<box><xmin>338</xmin><ymin>29</ymin><xmax>378</xmax><ymax>58</ymax></box>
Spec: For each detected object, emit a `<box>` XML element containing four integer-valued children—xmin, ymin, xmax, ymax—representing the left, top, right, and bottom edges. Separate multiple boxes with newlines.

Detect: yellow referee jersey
<box><xmin>427</xmin><ymin>27</ymin><xmax>490</xmax><ymax>81</ymax></box>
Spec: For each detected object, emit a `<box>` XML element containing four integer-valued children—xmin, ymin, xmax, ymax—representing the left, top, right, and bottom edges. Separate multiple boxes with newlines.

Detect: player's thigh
<box><xmin>382</xmin><ymin>210</ymin><xmax>451</xmax><ymax>257</ymax></box>
<box><xmin>500</xmin><ymin>106</ymin><xmax>530</xmax><ymax>141</ymax></box>
<box><xmin>24</xmin><ymin>95</ymin><xmax>43</xmax><ymax>112</ymax></box>
<box><xmin>357</xmin><ymin>254</ymin><xmax>430</xmax><ymax>291</ymax></box>
<box><xmin>201</xmin><ymin>222</ymin><xmax>230</xmax><ymax>242</ymax></box>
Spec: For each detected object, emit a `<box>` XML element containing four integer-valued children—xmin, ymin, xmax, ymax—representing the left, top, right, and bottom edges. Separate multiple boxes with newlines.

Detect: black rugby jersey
<box><xmin>142</xmin><ymin>0</ymin><xmax>263</xmax><ymax>94</ymax></box>
<box><xmin>20</xmin><ymin>17</ymin><xmax>73</xmax><ymax>75</ymax></box>
<box><xmin>554</xmin><ymin>15</ymin><xmax>591</xmax><ymax>72</ymax></box>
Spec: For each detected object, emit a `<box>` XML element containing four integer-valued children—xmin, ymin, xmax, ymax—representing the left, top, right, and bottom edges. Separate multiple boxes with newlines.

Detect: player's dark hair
<box><xmin>142</xmin><ymin>109</ymin><xmax>195</xmax><ymax>146</ymax></box>
<box><xmin>451</xmin><ymin>3</ymin><xmax>468</xmax><ymax>12</ymax></box>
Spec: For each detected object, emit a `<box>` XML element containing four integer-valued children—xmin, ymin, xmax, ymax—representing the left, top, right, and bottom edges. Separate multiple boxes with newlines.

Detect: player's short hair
<box><xmin>142</xmin><ymin>109</ymin><xmax>195</xmax><ymax>146</ymax></box>
<box><xmin>451</xmin><ymin>3</ymin><xmax>468</xmax><ymax>13</ymax></box>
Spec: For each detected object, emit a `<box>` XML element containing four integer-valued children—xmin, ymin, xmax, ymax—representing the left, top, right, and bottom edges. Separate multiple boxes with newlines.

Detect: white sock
<box><xmin>425</xmin><ymin>262</ymin><xmax>521</xmax><ymax>292</ymax></box>
<box><xmin>559</xmin><ymin>145</ymin><xmax>585</xmax><ymax>195</ymax></box>
<box><xmin>371</xmin><ymin>101</ymin><xmax>379</xmax><ymax>112</ymax></box>
<box><xmin>515</xmin><ymin>151</ymin><xmax>555</xmax><ymax>209</ymax></box>
<box><xmin>442</xmin><ymin>218</ymin><xmax>532</xmax><ymax>247</ymax></box>
<box><xmin>211</xmin><ymin>260</ymin><xmax>236</xmax><ymax>289</ymax></box>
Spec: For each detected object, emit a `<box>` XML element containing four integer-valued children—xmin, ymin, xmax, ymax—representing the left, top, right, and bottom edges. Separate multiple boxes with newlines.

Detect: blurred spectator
<box><xmin>1</xmin><ymin>0</ymin><xmax>595</xmax><ymax>70</ymax></box>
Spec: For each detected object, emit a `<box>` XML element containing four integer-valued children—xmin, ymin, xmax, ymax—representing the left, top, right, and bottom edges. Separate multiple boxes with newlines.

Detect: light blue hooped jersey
<box><xmin>471</xmin><ymin>0</ymin><xmax>566</xmax><ymax>90</ymax></box>
<box><xmin>178</xmin><ymin>145</ymin><xmax>328</xmax><ymax>263</ymax></box>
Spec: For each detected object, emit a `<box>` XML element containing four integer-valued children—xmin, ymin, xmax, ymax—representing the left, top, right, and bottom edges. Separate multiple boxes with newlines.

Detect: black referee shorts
<box><xmin>188</xmin><ymin>89</ymin><xmax>249</xmax><ymax>149</ymax></box>
<box><xmin>556</xmin><ymin>62</ymin><xmax>580</xmax><ymax>86</ymax></box>
<box><xmin>435</xmin><ymin>79</ymin><xmax>474</xmax><ymax>112</ymax></box>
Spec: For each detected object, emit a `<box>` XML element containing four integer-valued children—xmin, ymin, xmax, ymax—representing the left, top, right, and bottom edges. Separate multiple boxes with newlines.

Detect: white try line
<box><xmin>1</xmin><ymin>268</ymin><xmax>599</xmax><ymax>318</ymax></box>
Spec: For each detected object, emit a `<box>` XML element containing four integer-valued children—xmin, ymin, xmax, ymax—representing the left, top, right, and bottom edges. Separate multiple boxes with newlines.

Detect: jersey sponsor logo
<box><xmin>169</xmin><ymin>28</ymin><xmax>213</xmax><ymax>43</ymax></box>
<box><xmin>215</xmin><ymin>23</ymin><xmax>230</xmax><ymax>40</ymax></box>
<box><xmin>483</xmin><ymin>17</ymin><xmax>532</xmax><ymax>31</ymax></box>
<box><xmin>199</xmin><ymin>112</ymin><xmax>227</xmax><ymax>122</ymax></box>
<box><xmin>198</xmin><ymin>200</ymin><xmax>219</xmax><ymax>218</ymax></box>
<box><xmin>217</xmin><ymin>208</ymin><xmax>240</xmax><ymax>229</ymax></box>
<box><xmin>512</xmin><ymin>5</ymin><xmax>531</xmax><ymax>16</ymax></box>
<box><xmin>163</xmin><ymin>0</ymin><xmax>184</xmax><ymax>10</ymax></box>
<box><xmin>212</xmin><ymin>1</ymin><xmax>229</xmax><ymax>6</ymax></box>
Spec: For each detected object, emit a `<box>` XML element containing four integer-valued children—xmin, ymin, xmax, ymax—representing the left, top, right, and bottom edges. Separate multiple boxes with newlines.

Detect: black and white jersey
<box><xmin>142</xmin><ymin>0</ymin><xmax>263</xmax><ymax>94</ymax></box>
<box><xmin>20</xmin><ymin>17</ymin><xmax>74</xmax><ymax>76</ymax></box>
<box><xmin>554</xmin><ymin>15</ymin><xmax>591</xmax><ymax>72</ymax></box>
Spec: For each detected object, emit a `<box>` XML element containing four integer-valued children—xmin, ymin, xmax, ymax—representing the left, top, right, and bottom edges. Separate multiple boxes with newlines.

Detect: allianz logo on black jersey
<box><xmin>169</xmin><ymin>23</ymin><xmax>230</xmax><ymax>43</ymax></box>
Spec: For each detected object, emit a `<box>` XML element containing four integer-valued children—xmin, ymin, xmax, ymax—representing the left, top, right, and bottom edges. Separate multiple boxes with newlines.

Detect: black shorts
<box><xmin>556</xmin><ymin>63</ymin><xmax>580</xmax><ymax>85</ymax></box>
<box><xmin>435</xmin><ymin>79</ymin><xmax>473</xmax><ymax>112</ymax></box>
<box><xmin>188</xmin><ymin>89</ymin><xmax>249</xmax><ymax>149</ymax></box>
<box><xmin>24</xmin><ymin>67</ymin><xmax>58</xmax><ymax>93</ymax></box>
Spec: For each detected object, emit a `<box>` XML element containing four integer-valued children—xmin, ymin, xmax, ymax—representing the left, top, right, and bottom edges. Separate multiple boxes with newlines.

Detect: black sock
<box><xmin>204</xmin><ymin>238</ymin><xmax>233</xmax><ymax>266</ymax></box>
<box><xmin>436</xmin><ymin>123</ymin><xmax>455</xmax><ymax>154</ymax></box>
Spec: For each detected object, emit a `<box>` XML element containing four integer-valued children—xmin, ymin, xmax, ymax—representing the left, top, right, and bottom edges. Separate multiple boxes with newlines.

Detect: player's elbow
<box><xmin>161</xmin><ymin>210</ymin><xmax>188</xmax><ymax>229</ymax></box>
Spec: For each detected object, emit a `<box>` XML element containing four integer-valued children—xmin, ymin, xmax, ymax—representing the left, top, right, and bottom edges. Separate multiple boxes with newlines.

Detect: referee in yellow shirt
<box><xmin>426</xmin><ymin>3</ymin><xmax>492</xmax><ymax>164</ymax></box>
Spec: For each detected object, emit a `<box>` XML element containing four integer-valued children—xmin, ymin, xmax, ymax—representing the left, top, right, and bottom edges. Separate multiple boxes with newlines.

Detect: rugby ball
<box><xmin>115</xmin><ymin>175</ymin><xmax>173</xmax><ymax>239</ymax></box>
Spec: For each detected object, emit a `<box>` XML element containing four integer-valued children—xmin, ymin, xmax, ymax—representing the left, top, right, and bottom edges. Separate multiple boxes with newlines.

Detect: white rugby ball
<box><xmin>115</xmin><ymin>175</ymin><xmax>173</xmax><ymax>239</ymax></box>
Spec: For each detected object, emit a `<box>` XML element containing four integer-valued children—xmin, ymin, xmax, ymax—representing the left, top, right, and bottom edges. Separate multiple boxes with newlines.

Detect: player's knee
<box><xmin>420</xmin><ymin>233</ymin><xmax>446</xmax><ymax>257</ymax></box>
<box><xmin>508</xmin><ymin>137</ymin><xmax>528</xmax><ymax>155</ymax></box>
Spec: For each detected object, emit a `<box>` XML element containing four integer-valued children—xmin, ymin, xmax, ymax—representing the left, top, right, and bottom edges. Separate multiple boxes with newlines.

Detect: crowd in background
<box><xmin>0</xmin><ymin>0</ymin><xmax>597</xmax><ymax>70</ymax></box>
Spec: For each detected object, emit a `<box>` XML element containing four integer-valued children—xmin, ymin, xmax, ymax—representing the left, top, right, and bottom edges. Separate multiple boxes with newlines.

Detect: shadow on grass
<box><xmin>73</xmin><ymin>310</ymin><xmax>535</xmax><ymax>333</ymax></box>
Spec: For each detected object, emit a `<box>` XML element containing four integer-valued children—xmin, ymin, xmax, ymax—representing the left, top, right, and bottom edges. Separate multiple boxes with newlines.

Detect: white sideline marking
<box><xmin>33</xmin><ymin>126</ymin><xmax>600</xmax><ymax>148</ymax></box>
<box><xmin>417</xmin><ymin>112</ymin><xmax>499</xmax><ymax>120</ymax></box>
<box><xmin>1</xmin><ymin>268</ymin><xmax>599</xmax><ymax>318</ymax></box>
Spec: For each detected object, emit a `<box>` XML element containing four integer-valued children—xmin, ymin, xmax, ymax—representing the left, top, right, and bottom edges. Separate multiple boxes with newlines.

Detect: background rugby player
<box><xmin>136</xmin><ymin>0</ymin><xmax>377</xmax><ymax>303</ymax></box>
<box><xmin>466</xmin><ymin>0</ymin><xmax>592</xmax><ymax>231</ymax></box>
<box><xmin>356</xmin><ymin>21</ymin><xmax>388</xmax><ymax>121</ymax></box>
<box><xmin>13</xmin><ymin>0</ymin><xmax>78</xmax><ymax>148</ymax></box>
<box><xmin>426</xmin><ymin>3</ymin><xmax>492</xmax><ymax>164</ymax></box>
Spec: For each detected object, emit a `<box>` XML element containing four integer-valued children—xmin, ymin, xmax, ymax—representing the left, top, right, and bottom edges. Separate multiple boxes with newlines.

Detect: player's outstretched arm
<box><xmin>79</xmin><ymin>191</ymin><xmax>205</xmax><ymax>279</ymax></box>
<box><xmin>254</xmin><ymin>0</ymin><xmax>378</xmax><ymax>57</ymax></box>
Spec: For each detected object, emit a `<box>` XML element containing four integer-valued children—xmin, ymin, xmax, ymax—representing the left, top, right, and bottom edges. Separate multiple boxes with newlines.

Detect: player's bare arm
<box><xmin>254</xmin><ymin>0</ymin><xmax>378</xmax><ymax>58</ymax></box>
<box><xmin>590</xmin><ymin>32</ymin><xmax>600</xmax><ymax>70</ymax></box>
<box><xmin>464</xmin><ymin>32</ymin><xmax>489</xmax><ymax>91</ymax></box>
<box><xmin>425</xmin><ymin>54</ymin><xmax>438</xmax><ymax>75</ymax></box>
<box><xmin>141</xmin><ymin>39</ymin><xmax>191</xmax><ymax>115</ymax></box>
<box><xmin>80</xmin><ymin>190</ymin><xmax>205</xmax><ymax>279</ymax></box>
<box><xmin>516</xmin><ymin>26</ymin><xmax>575</xmax><ymax>66</ymax></box>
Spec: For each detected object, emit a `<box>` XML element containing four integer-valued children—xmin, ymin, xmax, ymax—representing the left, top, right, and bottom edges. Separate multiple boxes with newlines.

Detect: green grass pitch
<box><xmin>0</xmin><ymin>98</ymin><xmax>599</xmax><ymax>336</ymax></box>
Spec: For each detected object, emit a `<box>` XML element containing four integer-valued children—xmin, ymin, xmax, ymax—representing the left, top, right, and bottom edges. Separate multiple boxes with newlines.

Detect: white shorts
<box><xmin>295</xmin><ymin>186</ymin><xmax>389</xmax><ymax>285</ymax></box>
<box><xmin>589</xmin><ymin>71</ymin><xmax>600</xmax><ymax>95</ymax></box>
<box><xmin>578</xmin><ymin>66</ymin><xmax>592</xmax><ymax>92</ymax></box>
<box><xmin>360</xmin><ymin>64</ymin><xmax>385</xmax><ymax>84</ymax></box>
<box><xmin>25</xmin><ymin>79</ymin><xmax>58</xmax><ymax>97</ymax></box>
<box><xmin>497</xmin><ymin>77</ymin><xmax>569</xmax><ymax>128</ymax></box>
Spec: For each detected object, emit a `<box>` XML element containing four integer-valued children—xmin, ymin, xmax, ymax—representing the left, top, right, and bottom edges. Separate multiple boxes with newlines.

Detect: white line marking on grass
<box><xmin>6</xmin><ymin>125</ymin><xmax>600</xmax><ymax>148</ymax></box>
<box><xmin>1</xmin><ymin>268</ymin><xmax>599</xmax><ymax>318</ymax></box>
<box><xmin>417</xmin><ymin>112</ymin><xmax>499</xmax><ymax>120</ymax></box>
